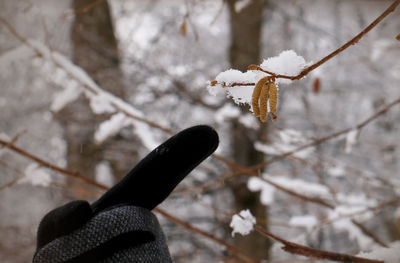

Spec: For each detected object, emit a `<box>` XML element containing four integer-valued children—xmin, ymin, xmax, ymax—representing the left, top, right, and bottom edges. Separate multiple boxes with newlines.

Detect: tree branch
<box><xmin>254</xmin><ymin>225</ymin><xmax>383</xmax><ymax>263</ymax></box>
<box><xmin>248</xmin><ymin>96</ymin><xmax>400</xmax><ymax>172</ymax></box>
<box><xmin>214</xmin><ymin>0</ymin><xmax>400</xmax><ymax>85</ymax></box>
<box><xmin>0</xmin><ymin>138</ymin><xmax>108</xmax><ymax>191</ymax></box>
<box><xmin>155</xmin><ymin>207</ymin><xmax>261</xmax><ymax>263</ymax></box>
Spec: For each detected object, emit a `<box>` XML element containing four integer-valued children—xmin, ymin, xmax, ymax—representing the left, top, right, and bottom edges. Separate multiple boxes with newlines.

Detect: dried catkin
<box><xmin>247</xmin><ymin>64</ymin><xmax>259</xmax><ymax>70</ymax></box>
<box><xmin>252</xmin><ymin>76</ymin><xmax>270</xmax><ymax>117</ymax></box>
<box><xmin>268</xmin><ymin>82</ymin><xmax>278</xmax><ymax>114</ymax></box>
<box><xmin>259</xmin><ymin>82</ymin><xmax>270</xmax><ymax>122</ymax></box>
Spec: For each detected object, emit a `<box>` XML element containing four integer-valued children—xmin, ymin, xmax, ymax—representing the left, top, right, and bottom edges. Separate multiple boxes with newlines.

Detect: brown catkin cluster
<box><xmin>252</xmin><ymin>76</ymin><xmax>270</xmax><ymax>118</ymax></box>
<box><xmin>251</xmin><ymin>77</ymin><xmax>278</xmax><ymax>123</ymax></box>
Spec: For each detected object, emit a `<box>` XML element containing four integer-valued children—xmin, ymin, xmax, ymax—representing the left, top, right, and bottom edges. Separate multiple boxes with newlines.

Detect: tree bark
<box><xmin>227</xmin><ymin>0</ymin><xmax>270</xmax><ymax>260</ymax></box>
<box><xmin>60</xmin><ymin>0</ymin><xmax>136</xmax><ymax>198</ymax></box>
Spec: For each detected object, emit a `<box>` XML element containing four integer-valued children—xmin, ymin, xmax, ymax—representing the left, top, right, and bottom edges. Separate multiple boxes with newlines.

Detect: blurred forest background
<box><xmin>0</xmin><ymin>0</ymin><xmax>399</xmax><ymax>262</ymax></box>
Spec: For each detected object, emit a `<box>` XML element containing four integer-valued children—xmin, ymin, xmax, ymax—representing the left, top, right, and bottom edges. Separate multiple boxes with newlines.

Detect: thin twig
<box><xmin>254</xmin><ymin>225</ymin><xmax>383</xmax><ymax>263</ymax></box>
<box><xmin>155</xmin><ymin>207</ymin><xmax>261</xmax><ymax>263</ymax></box>
<box><xmin>0</xmin><ymin>138</ymin><xmax>108</xmax><ymax>191</ymax></box>
<box><xmin>248</xmin><ymin>96</ymin><xmax>400</xmax><ymax>172</ymax></box>
<box><xmin>351</xmin><ymin>219</ymin><xmax>388</xmax><ymax>248</ymax></box>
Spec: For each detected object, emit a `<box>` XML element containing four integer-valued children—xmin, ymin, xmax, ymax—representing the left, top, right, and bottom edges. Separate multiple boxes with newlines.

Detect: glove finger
<box><xmin>91</xmin><ymin>125</ymin><xmax>219</xmax><ymax>213</ymax></box>
<box><xmin>36</xmin><ymin>200</ymin><xmax>93</xmax><ymax>251</ymax></box>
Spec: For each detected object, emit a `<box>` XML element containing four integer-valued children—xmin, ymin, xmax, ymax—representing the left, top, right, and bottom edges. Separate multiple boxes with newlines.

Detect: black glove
<box><xmin>33</xmin><ymin>125</ymin><xmax>219</xmax><ymax>263</ymax></box>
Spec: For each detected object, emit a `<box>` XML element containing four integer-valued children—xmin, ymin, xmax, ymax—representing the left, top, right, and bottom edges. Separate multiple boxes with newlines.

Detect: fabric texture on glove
<box><xmin>33</xmin><ymin>205</ymin><xmax>171</xmax><ymax>263</ymax></box>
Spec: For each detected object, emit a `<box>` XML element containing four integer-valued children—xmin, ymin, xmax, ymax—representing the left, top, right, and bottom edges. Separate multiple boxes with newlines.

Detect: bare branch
<box><xmin>0</xmin><ymin>138</ymin><xmax>108</xmax><ymax>191</ymax></box>
<box><xmin>254</xmin><ymin>225</ymin><xmax>383</xmax><ymax>263</ymax></box>
<box><xmin>155</xmin><ymin>207</ymin><xmax>261</xmax><ymax>263</ymax></box>
<box><xmin>248</xmin><ymin>96</ymin><xmax>400</xmax><ymax>172</ymax></box>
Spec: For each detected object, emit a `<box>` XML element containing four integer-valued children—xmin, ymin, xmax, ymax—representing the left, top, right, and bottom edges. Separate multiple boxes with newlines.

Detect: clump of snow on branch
<box><xmin>95</xmin><ymin>113</ymin><xmax>130</xmax><ymax>144</ymax></box>
<box><xmin>89</xmin><ymin>92</ymin><xmax>116</xmax><ymax>114</ymax></box>
<box><xmin>357</xmin><ymin>241</ymin><xmax>400</xmax><ymax>263</ymax></box>
<box><xmin>234</xmin><ymin>0</ymin><xmax>252</xmax><ymax>13</ymax></box>
<box><xmin>327</xmin><ymin>164</ymin><xmax>346</xmax><ymax>178</ymax></box>
<box><xmin>24</xmin><ymin>40</ymin><xmax>159</xmax><ymax>150</ymax></box>
<box><xmin>51</xmin><ymin>85</ymin><xmax>81</xmax><ymax>112</ymax></box>
<box><xmin>207</xmin><ymin>50</ymin><xmax>309</xmax><ymax>108</ymax></box>
<box><xmin>264</xmin><ymin>173</ymin><xmax>331</xmax><ymax>199</ymax></box>
<box><xmin>289</xmin><ymin>215</ymin><xmax>318</xmax><ymax>231</ymax></box>
<box><xmin>247</xmin><ymin>177</ymin><xmax>275</xmax><ymax>205</ymax></box>
<box><xmin>255</xmin><ymin>129</ymin><xmax>314</xmax><ymax>159</ymax></box>
<box><xmin>230</xmin><ymin>209</ymin><xmax>256</xmax><ymax>237</ymax></box>
<box><xmin>95</xmin><ymin>161</ymin><xmax>114</xmax><ymax>187</ymax></box>
<box><xmin>215</xmin><ymin>104</ymin><xmax>241</xmax><ymax>123</ymax></box>
<box><xmin>18</xmin><ymin>163</ymin><xmax>51</xmax><ymax>187</ymax></box>
<box><xmin>345</xmin><ymin>128</ymin><xmax>359</xmax><ymax>153</ymax></box>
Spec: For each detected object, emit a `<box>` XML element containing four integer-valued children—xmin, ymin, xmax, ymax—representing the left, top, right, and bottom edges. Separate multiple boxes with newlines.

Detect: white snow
<box><xmin>130</xmin><ymin>119</ymin><xmax>160</xmax><ymax>150</ymax></box>
<box><xmin>358</xmin><ymin>242</ymin><xmax>400</xmax><ymax>263</ymax></box>
<box><xmin>345</xmin><ymin>129</ymin><xmax>359</xmax><ymax>153</ymax></box>
<box><xmin>0</xmin><ymin>132</ymin><xmax>11</xmax><ymax>141</ymax></box>
<box><xmin>289</xmin><ymin>215</ymin><xmax>318</xmax><ymax>231</ymax></box>
<box><xmin>328</xmin><ymin>193</ymin><xmax>377</xmax><ymax>249</ymax></box>
<box><xmin>327</xmin><ymin>165</ymin><xmax>346</xmax><ymax>178</ymax></box>
<box><xmin>255</xmin><ymin>141</ymin><xmax>314</xmax><ymax>159</ymax></box>
<box><xmin>235</xmin><ymin>0</ymin><xmax>252</xmax><ymax>13</ymax></box>
<box><xmin>18</xmin><ymin>163</ymin><xmax>51</xmax><ymax>187</ymax></box>
<box><xmin>230</xmin><ymin>209</ymin><xmax>256</xmax><ymax>237</ymax></box>
<box><xmin>208</xmin><ymin>50</ymin><xmax>309</xmax><ymax>111</ymax></box>
<box><xmin>247</xmin><ymin>177</ymin><xmax>275</xmax><ymax>205</ymax></box>
<box><xmin>260</xmin><ymin>50</ymin><xmax>308</xmax><ymax>85</ymax></box>
<box><xmin>50</xmin><ymin>85</ymin><xmax>82</xmax><ymax>112</ymax></box>
<box><xmin>279</xmin><ymin>129</ymin><xmax>307</xmax><ymax>144</ymax></box>
<box><xmin>215</xmin><ymin>103</ymin><xmax>241</xmax><ymax>123</ymax></box>
<box><xmin>239</xmin><ymin>113</ymin><xmax>259</xmax><ymax>129</ymax></box>
<box><xmin>95</xmin><ymin>161</ymin><xmax>114</xmax><ymax>187</ymax></box>
<box><xmin>263</xmin><ymin>173</ymin><xmax>331</xmax><ymax>199</ymax></box>
<box><xmin>94</xmin><ymin>113</ymin><xmax>131</xmax><ymax>144</ymax></box>
<box><xmin>89</xmin><ymin>92</ymin><xmax>116</xmax><ymax>115</ymax></box>
<box><xmin>25</xmin><ymin>39</ymin><xmax>159</xmax><ymax>151</ymax></box>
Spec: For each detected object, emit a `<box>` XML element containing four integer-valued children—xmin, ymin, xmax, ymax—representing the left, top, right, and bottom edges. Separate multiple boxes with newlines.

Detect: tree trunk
<box><xmin>227</xmin><ymin>0</ymin><xmax>270</xmax><ymax>260</ymax></box>
<box><xmin>60</xmin><ymin>0</ymin><xmax>135</xmax><ymax>198</ymax></box>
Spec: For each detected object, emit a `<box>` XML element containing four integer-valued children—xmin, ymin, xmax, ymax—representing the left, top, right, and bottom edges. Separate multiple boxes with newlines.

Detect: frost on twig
<box><xmin>208</xmin><ymin>50</ymin><xmax>310</xmax><ymax>122</ymax></box>
<box><xmin>230</xmin><ymin>209</ymin><xmax>256</xmax><ymax>237</ymax></box>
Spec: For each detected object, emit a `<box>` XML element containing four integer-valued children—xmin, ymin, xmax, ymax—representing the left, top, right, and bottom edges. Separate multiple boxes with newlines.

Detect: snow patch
<box><xmin>230</xmin><ymin>209</ymin><xmax>256</xmax><ymax>237</ymax></box>
<box><xmin>95</xmin><ymin>161</ymin><xmax>114</xmax><ymax>187</ymax></box>
<box><xmin>289</xmin><ymin>215</ymin><xmax>317</xmax><ymax>231</ymax></box>
<box><xmin>19</xmin><ymin>163</ymin><xmax>51</xmax><ymax>187</ymax></box>
<box><xmin>357</xmin><ymin>242</ymin><xmax>400</xmax><ymax>263</ymax></box>
<box><xmin>247</xmin><ymin>177</ymin><xmax>275</xmax><ymax>205</ymax></box>
<box><xmin>95</xmin><ymin>113</ymin><xmax>131</xmax><ymax>144</ymax></box>
<box><xmin>345</xmin><ymin>129</ymin><xmax>359</xmax><ymax>153</ymax></box>
<box><xmin>51</xmin><ymin>85</ymin><xmax>81</xmax><ymax>112</ymax></box>
<box><xmin>215</xmin><ymin>103</ymin><xmax>241</xmax><ymax>123</ymax></box>
<box><xmin>235</xmin><ymin>0</ymin><xmax>252</xmax><ymax>13</ymax></box>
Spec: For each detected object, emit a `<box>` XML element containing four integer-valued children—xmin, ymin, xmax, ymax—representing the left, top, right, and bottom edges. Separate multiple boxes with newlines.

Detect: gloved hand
<box><xmin>33</xmin><ymin>125</ymin><xmax>219</xmax><ymax>263</ymax></box>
